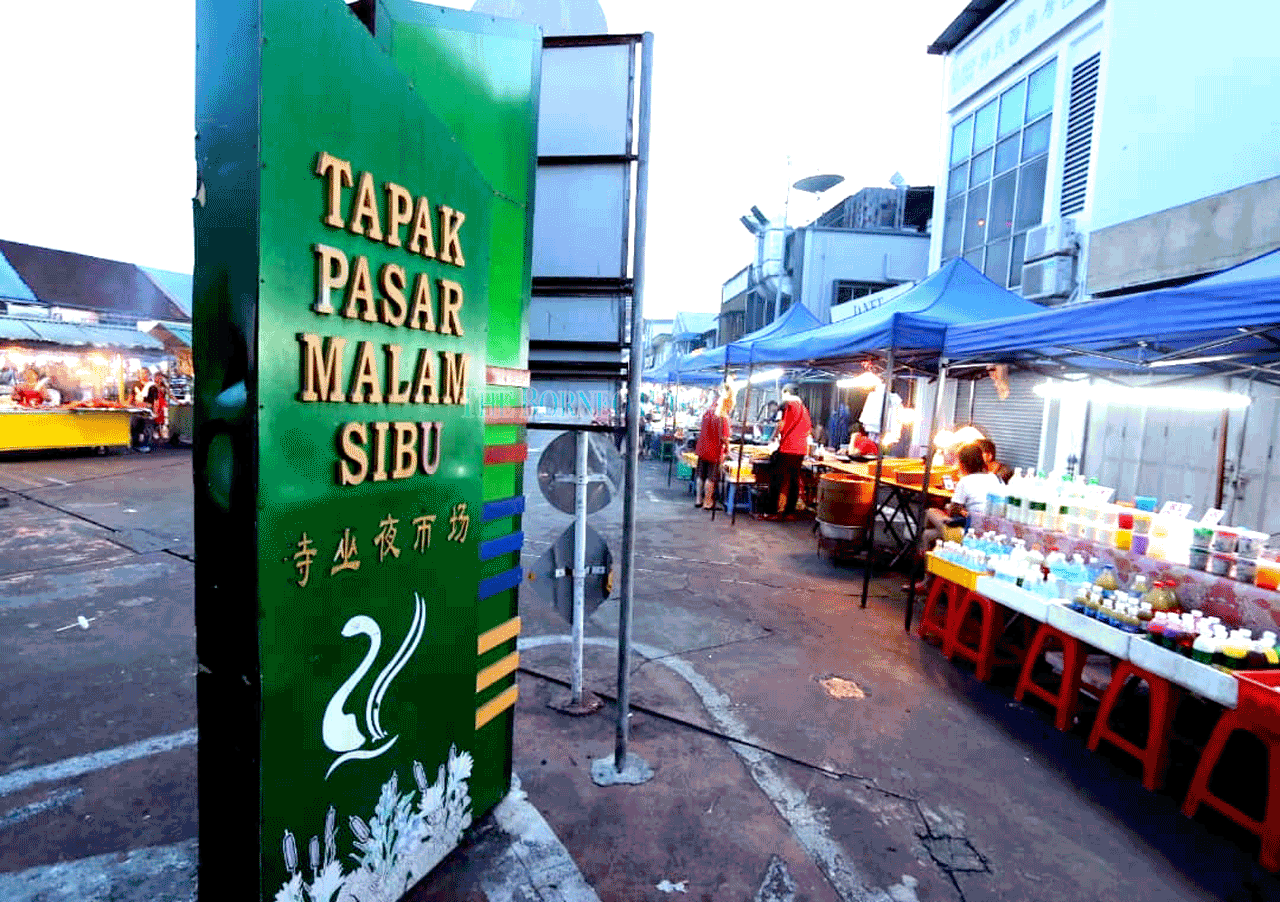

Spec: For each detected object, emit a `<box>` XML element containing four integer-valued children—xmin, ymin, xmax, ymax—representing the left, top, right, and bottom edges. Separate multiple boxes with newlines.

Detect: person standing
<box><xmin>827</xmin><ymin>401</ymin><xmax>851</xmax><ymax>450</ymax></box>
<box><xmin>694</xmin><ymin>388</ymin><xmax>733</xmax><ymax>510</ymax></box>
<box><xmin>764</xmin><ymin>383</ymin><xmax>811</xmax><ymax>520</ymax></box>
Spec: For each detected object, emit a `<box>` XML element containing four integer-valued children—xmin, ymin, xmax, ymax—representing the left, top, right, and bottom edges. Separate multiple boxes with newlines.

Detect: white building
<box><xmin>925</xmin><ymin>0</ymin><xmax>1280</xmax><ymax>525</ymax></box>
<box><xmin>928</xmin><ymin>0</ymin><xmax>1280</xmax><ymax>301</ymax></box>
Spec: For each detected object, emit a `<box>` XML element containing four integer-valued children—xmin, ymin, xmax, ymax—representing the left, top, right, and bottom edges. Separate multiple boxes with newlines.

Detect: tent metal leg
<box><xmin>861</xmin><ymin>347</ymin><xmax>895</xmax><ymax>609</ymax></box>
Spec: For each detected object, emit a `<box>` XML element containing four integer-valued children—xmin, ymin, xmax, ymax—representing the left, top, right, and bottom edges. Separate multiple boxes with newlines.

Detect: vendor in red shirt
<box><xmin>694</xmin><ymin>388</ymin><xmax>734</xmax><ymax>511</ymax></box>
<box><xmin>763</xmin><ymin>383</ymin><xmax>811</xmax><ymax>520</ymax></box>
<box><xmin>850</xmin><ymin>423</ymin><xmax>880</xmax><ymax>457</ymax></box>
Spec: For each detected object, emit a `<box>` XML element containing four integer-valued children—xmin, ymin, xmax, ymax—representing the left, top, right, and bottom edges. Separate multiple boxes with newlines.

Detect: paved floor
<box><xmin>2</xmin><ymin>446</ymin><xmax>1279</xmax><ymax>900</ymax></box>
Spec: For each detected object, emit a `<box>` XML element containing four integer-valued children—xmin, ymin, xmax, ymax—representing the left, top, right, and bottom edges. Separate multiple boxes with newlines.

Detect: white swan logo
<box><xmin>322</xmin><ymin>593</ymin><xmax>426</xmax><ymax>779</ymax></box>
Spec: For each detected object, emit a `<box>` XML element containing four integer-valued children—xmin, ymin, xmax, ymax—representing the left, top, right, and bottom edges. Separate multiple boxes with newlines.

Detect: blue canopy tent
<box><xmin>739</xmin><ymin>258</ymin><xmax>1046</xmax><ymax>621</ymax></box>
<box><xmin>748</xmin><ymin>258</ymin><xmax>1045</xmax><ymax>370</ymax></box>
<box><xmin>943</xmin><ymin>248</ymin><xmax>1280</xmax><ymax>386</ymax></box>
<box><xmin>677</xmin><ymin>302</ymin><xmax>823</xmax><ymax>375</ymax></box>
<box><xmin>640</xmin><ymin>358</ymin><xmax>723</xmax><ymax>387</ymax></box>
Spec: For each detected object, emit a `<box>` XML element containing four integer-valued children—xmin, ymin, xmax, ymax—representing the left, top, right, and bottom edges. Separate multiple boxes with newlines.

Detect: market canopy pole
<box><xmin>904</xmin><ymin>359</ymin><xmax>946</xmax><ymax>631</ymax></box>
<box><xmin>860</xmin><ymin>344</ymin><xmax>895</xmax><ymax>609</ymax></box>
<box><xmin>731</xmin><ymin>358</ymin><xmax>754</xmax><ymax>526</ymax></box>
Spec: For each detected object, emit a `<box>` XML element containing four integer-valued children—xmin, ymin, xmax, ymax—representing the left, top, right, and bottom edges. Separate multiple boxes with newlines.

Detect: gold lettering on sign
<box><xmin>347</xmin><ymin>171</ymin><xmax>384</xmax><ymax>241</ymax></box>
<box><xmin>383</xmin><ymin>182</ymin><xmax>413</xmax><ymax>248</ymax></box>
<box><xmin>342</xmin><ymin>256</ymin><xmax>378</xmax><ymax>323</ymax></box>
<box><xmin>390</xmin><ymin>421</ymin><xmax>418</xmax><ymax>480</ymax></box>
<box><xmin>383</xmin><ymin>345</ymin><xmax>411</xmax><ymax>404</ymax></box>
<box><xmin>370</xmin><ymin>422</ymin><xmax>391</xmax><ymax>482</ymax></box>
<box><xmin>313</xmin><ymin>244</ymin><xmax>347</xmax><ymax>315</ymax></box>
<box><xmin>297</xmin><ymin>333</ymin><xmax>347</xmax><ymax>403</ymax></box>
<box><xmin>308</xmin><ymin>151</ymin><xmax>477</xmax><ymax>487</ymax></box>
<box><xmin>441</xmin><ymin>351</ymin><xmax>469</xmax><ymax>406</ymax></box>
<box><xmin>314</xmin><ymin>152</ymin><xmax>353</xmax><ymax>228</ymax></box>
<box><xmin>406</xmin><ymin>196</ymin><xmax>437</xmax><ymax>259</ymax></box>
<box><xmin>437</xmin><ymin>278</ymin><xmax>465</xmax><ymax>337</ymax></box>
<box><xmin>410</xmin><ymin>351</ymin><xmax>436</xmax><ymax>405</ymax></box>
<box><xmin>337</xmin><ymin>423</ymin><xmax>369</xmax><ymax>486</ymax></box>
<box><xmin>378</xmin><ymin>264</ymin><xmax>407</xmax><ymax>327</ymax></box>
<box><xmin>406</xmin><ymin>273</ymin><xmax>437</xmax><ymax>332</ymax></box>
<box><xmin>437</xmin><ymin>206</ymin><xmax>466</xmax><ymax>267</ymax></box>
<box><xmin>419</xmin><ymin>422</ymin><xmax>442</xmax><ymax>475</ymax></box>
<box><xmin>347</xmin><ymin>341</ymin><xmax>383</xmax><ymax>405</ymax></box>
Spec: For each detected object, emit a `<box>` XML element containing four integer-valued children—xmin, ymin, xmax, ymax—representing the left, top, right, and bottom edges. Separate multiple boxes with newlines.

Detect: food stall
<box><xmin>0</xmin><ymin>316</ymin><xmax>166</xmax><ymax>453</ymax></box>
<box><xmin>147</xmin><ymin>322</ymin><xmax>195</xmax><ymax>444</ymax></box>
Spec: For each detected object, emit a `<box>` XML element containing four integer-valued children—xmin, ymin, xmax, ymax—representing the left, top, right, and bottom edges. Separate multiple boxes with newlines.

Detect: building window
<box><xmin>832</xmin><ymin>280</ymin><xmax>893</xmax><ymax>307</ymax></box>
<box><xmin>942</xmin><ymin>59</ymin><xmax>1056</xmax><ymax>289</ymax></box>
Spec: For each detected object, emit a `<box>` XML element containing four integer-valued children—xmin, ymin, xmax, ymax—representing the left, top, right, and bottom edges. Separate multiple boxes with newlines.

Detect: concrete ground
<box><xmin>1</xmin><ymin>446</ymin><xmax>1278</xmax><ymax>900</ymax></box>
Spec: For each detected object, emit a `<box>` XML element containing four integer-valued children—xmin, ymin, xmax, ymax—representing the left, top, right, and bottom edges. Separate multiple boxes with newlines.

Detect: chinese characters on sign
<box><xmin>290</xmin><ymin>503</ymin><xmax>467</xmax><ymax>586</ymax></box>
<box><xmin>947</xmin><ymin>0</ymin><xmax>1090</xmax><ymax>107</ymax></box>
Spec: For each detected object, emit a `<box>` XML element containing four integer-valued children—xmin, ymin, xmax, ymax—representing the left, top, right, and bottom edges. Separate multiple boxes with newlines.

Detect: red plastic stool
<box><xmin>1087</xmin><ymin>661</ymin><xmax>1183</xmax><ymax>791</ymax></box>
<box><xmin>917</xmin><ymin>578</ymin><xmax>961</xmax><ymax>646</ymax></box>
<box><xmin>1015</xmin><ymin>623</ymin><xmax>1087</xmax><ymax>731</ymax></box>
<box><xmin>944</xmin><ymin>592</ymin><xmax>1006</xmax><ymax>683</ymax></box>
<box><xmin>1183</xmin><ymin>670</ymin><xmax>1280</xmax><ymax>871</ymax></box>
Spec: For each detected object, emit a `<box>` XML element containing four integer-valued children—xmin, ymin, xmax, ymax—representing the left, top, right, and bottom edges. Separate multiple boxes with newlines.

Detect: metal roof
<box><xmin>0</xmin><ymin>315</ymin><xmax>164</xmax><ymax>352</ymax></box>
<box><xmin>148</xmin><ymin>323</ymin><xmax>192</xmax><ymax>348</ymax></box>
<box><xmin>927</xmin><ymin>0</ymin><xmax>1008</xmax><ymax>54</ymax></box>
<box><xmin>0</xmin><ymin>240</ymin><xmax>190</xmax><ymax>323</ymax></box>
<box><xmin>140</xmin><ymin>267</ymin><xmax>193</xmax><ymax>317</ymax></box>
<box><xmin>0</xmin><ymin>248</ymin><xmax>37</xmax><ymax>302</ymax></box>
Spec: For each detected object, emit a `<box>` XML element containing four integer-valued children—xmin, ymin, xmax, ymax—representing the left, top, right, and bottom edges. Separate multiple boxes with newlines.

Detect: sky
<box><xmin>0</xmin><ymin>0</ymin><xmax>962</xmax><ymax>321</ymax></box>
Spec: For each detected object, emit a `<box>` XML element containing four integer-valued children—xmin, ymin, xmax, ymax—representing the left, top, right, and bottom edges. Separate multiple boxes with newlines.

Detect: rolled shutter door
<box><xmin>957</xmin><ymin>372</ymin><xmax>1045</xmax><ymax>472</ymax></box>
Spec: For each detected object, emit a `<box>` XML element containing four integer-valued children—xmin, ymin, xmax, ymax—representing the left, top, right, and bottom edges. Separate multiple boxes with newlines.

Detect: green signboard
<box><xmin>194</xmin><ymin>2</ymin><xmax>539</xmax><ymax>898</ymax></box>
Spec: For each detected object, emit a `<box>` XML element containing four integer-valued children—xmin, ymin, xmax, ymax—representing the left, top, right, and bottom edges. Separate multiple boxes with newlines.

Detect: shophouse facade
<box><xmin>927</xmin><ymin>0</ymin><xmax>1280</xmax><ymax>525</ymax></box>
<box><xmin>719</xmin><ymin>187</ymin><xmax>931</xmax><ymax>345</ymax></box>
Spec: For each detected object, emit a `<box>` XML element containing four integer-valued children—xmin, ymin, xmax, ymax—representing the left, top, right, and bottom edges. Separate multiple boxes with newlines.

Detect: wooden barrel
<box><xmin>817</xmin><ymin>473</ymin><xmax>875</xmax><ymax>526</ymax></box>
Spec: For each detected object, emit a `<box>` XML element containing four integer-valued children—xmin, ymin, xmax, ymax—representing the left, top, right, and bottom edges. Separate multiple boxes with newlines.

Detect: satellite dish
<box><xmin>792</xmin><ymin>174</ymin><xmax>844</xmax><ymax>194</ymax></box>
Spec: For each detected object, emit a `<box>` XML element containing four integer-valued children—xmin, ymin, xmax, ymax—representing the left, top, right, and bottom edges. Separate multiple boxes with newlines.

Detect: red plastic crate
<box><xmin>1235</xmin><ymin>670</ymin><xmax>1280</xmax><ymax>737</ymax></box>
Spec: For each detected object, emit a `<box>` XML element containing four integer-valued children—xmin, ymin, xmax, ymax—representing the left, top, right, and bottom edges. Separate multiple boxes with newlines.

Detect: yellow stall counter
<box><xmin>0</xmin><ymin>408</ymin><xmax>138</xmax><ymax>453</ymax></box>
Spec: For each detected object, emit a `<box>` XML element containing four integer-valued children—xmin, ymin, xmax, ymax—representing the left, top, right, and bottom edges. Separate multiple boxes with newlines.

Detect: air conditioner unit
<box><xmin>1021</xmin><ymin>256</ymin><xmax>1075</xmax><ymax>302</ymax></box>
<box><xmin>1024</xmin><ymin>217</ymin><xmax>1077</xmax><ymax>262</ymax></box>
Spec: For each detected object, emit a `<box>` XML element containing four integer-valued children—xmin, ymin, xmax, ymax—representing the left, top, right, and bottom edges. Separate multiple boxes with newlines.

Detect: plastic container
<box><xmin>1117</xmin><ymin>508</ymin><xmax>1135</xmax><ymax>530</ymax></box>
<box><xmin>1257</xmin><ymin>556</ymin><xmax>1280</xmax><ymax>591</ymax></box>
<box><xmin>1095</xmin><ymin>525</ymin><xmax>1115</xmax><ymax>547</ymax></box>
<box><xmin>1210</xmin><ymin>527</ymin><xmax>1239</xmax><ymax>553</ymax></box>
<box><xmin>1188</xmin><ymin>547</ymin><xmax>1210</xmax><ymax>570</ymax></box>
<box><xmin>1135</xmin><ymin>495</ymin><xmax>1158</xmax><ymax>512</ymax></box>
<box><xmin>1238</xmin><ymin>530</ymin><xmax>1268</xmax><ymax>558</ymax></box>
<box><xmin>1208</xmin><ymin>551</ymin><xmax>1235</xmax><ymax>577</ymax></box>
<box><xmin>1131</xmin><ymin>534</ymin><xmax>1150</xmax><ymax>555</ymax></box>
<box><xmin>1236</xmin><ymin>556</ymin><xmax>1258</xmax><ymax>584</ymax></box>
<box><xmin>1132</xmin><ymin>511</ymin><xmax>1152</xmax><ymax>536</ymax></box>
<box><xmin>1101</xmin><ymin>505</ymin><xmax>1119</xmax><ymax>529</ymax></box>
<box><xmin>1115</xmin><ymin>529</ymin><xmax>1133</xmax><ymax>551</ymax></box>
<box><xmin>1191</xmin><ymin>526</ymin><xmax>1215</xmax><ymax>550</ymax></box>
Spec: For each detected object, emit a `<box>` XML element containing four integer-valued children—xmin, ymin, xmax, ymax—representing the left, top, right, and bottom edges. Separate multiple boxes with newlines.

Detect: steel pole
<box><xmin>860</xmin><ymin>347</ymin><xmax>894</xmax><ymax>609</ymax></box>
<box><xmin>615</xmin><ymin>33</ymin><xmax>653</xmax><ymax>774</ymax></box>
<box><xmin>732</xmin><ymin>362</ymin><xmax>754</xmax><ymax>525</ymax></box>
<box><xmin>571</xmin><ymin>429</ymin><xmax>588</xmax><ymax>705</ymax></box>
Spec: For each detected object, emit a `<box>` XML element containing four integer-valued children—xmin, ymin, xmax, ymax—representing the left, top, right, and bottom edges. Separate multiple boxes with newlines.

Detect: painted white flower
<box><xmin>276</xmin><ymin>745</ymin><xmax>477</xmax><ymax>902</ymax></box>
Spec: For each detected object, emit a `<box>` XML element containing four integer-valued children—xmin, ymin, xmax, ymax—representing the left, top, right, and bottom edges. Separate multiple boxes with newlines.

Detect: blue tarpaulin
<box><xmin>943</xmin><ymin>248</ymin><xmax>1280</xmax><ymax>379</ymax></box>
<box><xmin>676</xmin><ymin>302</ymin><xmax>822</xmax><ymax>374</ymax></box>
<box><xmin>747</xmin><ymin>258</ymin><xmax>1044</xmax><ymax>368</ymax></box>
